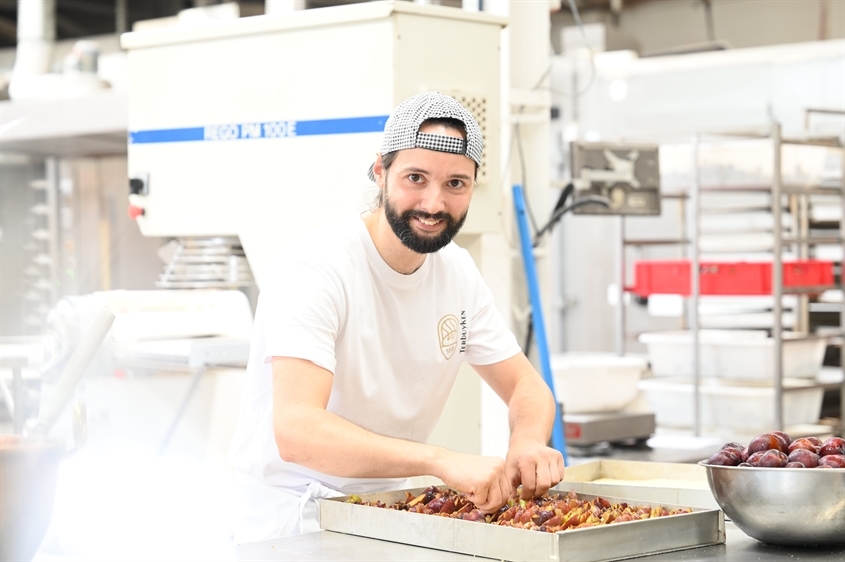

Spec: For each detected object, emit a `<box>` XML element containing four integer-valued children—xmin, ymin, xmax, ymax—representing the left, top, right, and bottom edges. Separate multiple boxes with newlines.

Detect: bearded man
<box><xmin>228</xmin><ymin>92</ymin><xmax>563</xmax><ymax>543</ymax></box>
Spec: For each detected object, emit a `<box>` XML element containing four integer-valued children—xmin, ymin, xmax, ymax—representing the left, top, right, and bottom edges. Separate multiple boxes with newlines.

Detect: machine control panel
<box><xmin>570</xmin><ymin>142</ymin><xmax>661</xmax><ymax>216</ymax></box>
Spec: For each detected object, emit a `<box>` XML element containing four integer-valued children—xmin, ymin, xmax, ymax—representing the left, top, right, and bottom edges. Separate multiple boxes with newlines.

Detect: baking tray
<box><xmin>319</xmin><ymin>488</ymin><xmax>725</xmax><ymax>562</ymax></box>
<box><xmin>562</xmin><ymin>460</ymin><xmax>719</xmax><ymax>510</ymax></box>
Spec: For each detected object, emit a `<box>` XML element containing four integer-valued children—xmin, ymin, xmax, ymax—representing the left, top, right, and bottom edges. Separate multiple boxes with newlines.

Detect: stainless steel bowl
<box><xmin>0</xmin><ymin>435</ymin><xmax>64</xmax><ymax>562</ymax></box>
<box><xmin>699</xmin><ymin>461</ymin><xmax>845</xmax><ymax>546</ymax></box>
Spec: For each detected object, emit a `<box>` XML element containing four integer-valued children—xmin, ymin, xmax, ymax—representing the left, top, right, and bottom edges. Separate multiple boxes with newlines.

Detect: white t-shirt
<box><xmin>228</xmin><ymin>214</ymin><xmax>520</xmax><ymax>542</ymax></box>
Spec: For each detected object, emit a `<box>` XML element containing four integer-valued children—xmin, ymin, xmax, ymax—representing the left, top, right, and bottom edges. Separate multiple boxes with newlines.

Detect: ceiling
<box><xmin>0</xmin><ymin>1</ymin><xmax>269</xmax><ymax>48</ymax></box>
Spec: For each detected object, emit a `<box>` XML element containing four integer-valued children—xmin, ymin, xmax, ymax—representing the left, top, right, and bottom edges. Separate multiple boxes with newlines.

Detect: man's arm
<box><xmin>272</xmin><ymin>356</ymin><xmax>512</xmax><ymax>512</ymax></box>
<box><xmin>472</xmin><ymin>353</ymin><xmax>564</xmax><ymax>499</ymax></box>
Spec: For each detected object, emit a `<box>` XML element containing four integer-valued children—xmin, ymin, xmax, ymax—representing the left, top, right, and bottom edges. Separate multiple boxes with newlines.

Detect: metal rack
<box><xmin>22</xmin><ymin>158</ymin><xmax>60</xmax><ymax>333</ymax></box>
<box><xmin>156</xmin><ymin>237</ymin><xmax>254</xmax><ymax>289</ymax></box>
<box><xmin>617</xmin><ymin>122</ymin><xmax>845</xmax><ymax>437</ymax></box>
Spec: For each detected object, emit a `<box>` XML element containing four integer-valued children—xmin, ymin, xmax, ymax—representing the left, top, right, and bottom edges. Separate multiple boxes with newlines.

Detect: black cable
<box><xmin>533</xmin><ymin>196</ymin><xmax>611</xmax><ymax>248</ymax></box>
<box><xmin>531</xmin><ymin>183</ymin><xmax>574</xmax><ymax>245</ymax></box>
<box><xmin>524</xmin><ymin>317</ymin><xmax>534</xmax><ymax>358</ymax></box>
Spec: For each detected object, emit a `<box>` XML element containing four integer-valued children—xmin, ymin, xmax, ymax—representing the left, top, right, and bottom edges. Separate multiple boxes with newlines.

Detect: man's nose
<box><xmin>418</xmin><ymin>184</ymin><xmax>447</xmax><ymax>215</ymax></box>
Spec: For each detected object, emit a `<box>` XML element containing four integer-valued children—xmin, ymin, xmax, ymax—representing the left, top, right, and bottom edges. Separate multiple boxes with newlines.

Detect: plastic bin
<box><xmin>638</xmin><ymin>330</ymin><xmax>827</xmax><ymax>381</ymax></box>
<box><xmin>631</xmin><ymin>260</ymin><xmax>833</xmax><ymax>296</ymax></box>
<box><xmin>637</xmin><ymin>377</ymin><xmax>824</xmax><ymax>432</ymax></box>
<box><xmin>550</xmin><ymin>353</ymin><xmax>647</xmax><ymax>413</ymax></box>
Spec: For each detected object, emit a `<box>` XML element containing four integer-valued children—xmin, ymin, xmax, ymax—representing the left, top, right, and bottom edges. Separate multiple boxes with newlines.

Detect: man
<box><xmin>228</xmin><ymin>92</ymin><xmax>563</xmax><ymax>543</ymax></box>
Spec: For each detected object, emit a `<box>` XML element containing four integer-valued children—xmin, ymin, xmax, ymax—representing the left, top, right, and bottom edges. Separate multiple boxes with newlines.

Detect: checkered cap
<box><xmin>367</xmin><ymin>92</ymin><xmax>484</xmax><ymax>182</ymax></box>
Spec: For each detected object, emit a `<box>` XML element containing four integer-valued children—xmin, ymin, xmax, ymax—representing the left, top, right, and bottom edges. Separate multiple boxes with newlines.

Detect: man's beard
<box><xmin>383</xmin><ymin>181</ymin><xmax>468</xmax><ymax>255</ymax></box>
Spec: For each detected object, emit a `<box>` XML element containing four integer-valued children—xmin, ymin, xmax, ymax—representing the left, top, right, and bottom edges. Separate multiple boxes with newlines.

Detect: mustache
<box><xmin>406</xmin><ymin>210</ymin><xmax>451</xmax><ymax>222</ymax></box>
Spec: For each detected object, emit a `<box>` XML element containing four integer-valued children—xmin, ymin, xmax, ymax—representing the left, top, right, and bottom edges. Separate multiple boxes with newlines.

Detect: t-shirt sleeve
<box><xmin>463</xmin><ymin>259</ymin><xmax>522</xmax><ymax>366</ymax></box>
<box><xmin>258</xmin><ymin>259</ymin><xmax>344</xmax><ymax>374</ymax></box>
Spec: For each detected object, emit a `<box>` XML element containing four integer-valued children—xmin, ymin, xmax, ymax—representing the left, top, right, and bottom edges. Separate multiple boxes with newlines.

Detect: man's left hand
<box><xmin>505</xmin><ymin>439</ymin><xmax>564</xmax><ymax>500</ymax></box>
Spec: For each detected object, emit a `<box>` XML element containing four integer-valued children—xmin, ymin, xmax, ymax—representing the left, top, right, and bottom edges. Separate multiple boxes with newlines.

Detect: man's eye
<box><xmin>448</xmin><ymin>179</ymin><xmax>464</xmax><ymax>189</ymax></box>
<box><xmin>408</xmin><ymin>174</ymin><xmax>422</xmax><ymax>183</ymax></box>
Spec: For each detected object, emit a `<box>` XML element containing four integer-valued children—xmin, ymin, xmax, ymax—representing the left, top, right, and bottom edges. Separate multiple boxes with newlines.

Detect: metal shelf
<box><xmin>616</xmin><ymin>123</ymin><xmax>845</xmax><ymax>438</ymax></box>
<box><xmin>623</xmin><ymin>238</ymin><xmax>690</xmax><ymax>246</ymax></box>
<box><xmin>781</xmin><ymin>137</ymin><xmax>843</xmax><ymax>148</ymax></box>
<box><xmin>780</xmin><ymin>331</ymin><xmax>845</xmax><ymax>341</ymax></box>
<box><xmin>781</xmin><ymin>236</ymin><xmax>845</xmax><ymax>245</ymax></box>
<box><xmin>782</xmin><ymin>285</ymin><xmax>844</xmax><ymax>295</ymax></box>
<box><xmin>692</xmin><ymin>185</ymin><xmax>843</xmax><ymax>195</ymax></box>
<box><xmin>700</xmin><ymin>206</ymin><xmax>785</xmax><ymax>215</ymax></box>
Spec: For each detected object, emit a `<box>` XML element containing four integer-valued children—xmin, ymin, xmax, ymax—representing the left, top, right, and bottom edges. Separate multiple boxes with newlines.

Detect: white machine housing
<box><xmin>121</xmin><ymin>1</ymin><xmax>507</xmax><ymax>288</ymax></box>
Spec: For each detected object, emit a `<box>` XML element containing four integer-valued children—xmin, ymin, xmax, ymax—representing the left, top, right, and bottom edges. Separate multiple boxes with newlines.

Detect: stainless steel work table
<box><xmin>235</xmin><ymin>522</ymin><xmax>844</xmax><ymax>561</ymax></box>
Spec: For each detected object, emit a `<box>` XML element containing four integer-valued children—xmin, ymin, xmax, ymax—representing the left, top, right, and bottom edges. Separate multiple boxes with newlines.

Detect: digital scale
<box><xmin>563</xmin><ymin>411</ymin><xmax>656</xmax><ymax>449</ymax></box>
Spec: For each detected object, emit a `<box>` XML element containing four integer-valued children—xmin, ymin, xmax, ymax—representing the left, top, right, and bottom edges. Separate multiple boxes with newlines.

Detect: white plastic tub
<box><xmin>551</xmin><ymin>353</ymin><xmax>647</xmax><ymax>413</ymax></box>
<box><xmin>637</xmin><ymin>376</ymin><xmax>824</xmax><ymax>432</ymax></box>
<box><xmin>638</xmin><ymin>330</ymin><xmax>827</xmax><ymax>381</ymax></box>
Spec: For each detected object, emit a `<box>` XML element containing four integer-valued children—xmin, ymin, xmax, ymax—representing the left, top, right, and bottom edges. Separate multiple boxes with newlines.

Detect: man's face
<box><xmin>379</xmin><ymin>123</ymin><xmax>475</xmax><ymax>254</ymax></box>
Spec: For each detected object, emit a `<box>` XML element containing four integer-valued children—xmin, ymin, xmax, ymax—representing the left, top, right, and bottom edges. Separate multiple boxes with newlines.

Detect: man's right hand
<box><xmin>435</xmin><ymin>452</ymin><xmax>513</xmax><ymax>514</ymax></box>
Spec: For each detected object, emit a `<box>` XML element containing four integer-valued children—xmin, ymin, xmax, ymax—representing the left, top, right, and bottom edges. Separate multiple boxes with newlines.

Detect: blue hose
<box><xmin>512</xmin><ymin>185</ymin><xmax>569</xmax><ymax>465</ymax></box>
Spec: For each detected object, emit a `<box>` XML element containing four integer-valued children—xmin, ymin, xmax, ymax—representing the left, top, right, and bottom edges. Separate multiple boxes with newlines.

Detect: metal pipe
<box><xmin>840</xmin><ymin>142</ymin><xmax>845</xmax><ymax>437</ymax></box>
<box><xmin>9</xmin><ymin>0</ymin><xmax>56</xmax><ymax>99</ymax></box>
<box><xmin>798</xmin><ymin>193</ymin><xmax>810</xmax><ymax>333</ymax></box>
<box><xmin>679</xmin><ymin>195</ymin><xmax>688</xmax><ymax>330</ymax></box>
<box><xmin>691</xmin><ymin>134</ymin><xmax>701</xmax><ymax>437</ymax></box>
<box><xmin>115</xmin><ymin>0</ymin><xmax>128</xmax><ymax>34</ymax></box>
<box><xmin>772</xmin><ymin>122</ymin><xmax>784</xmax><ymax>432</ymax></box>
<box><xmin>615</xmin><ymin>215</ymin><xmax>625</xmax><ymax>356</ymax></box>
<box><xmin>45</xmin><ymin>157</ymin><xmax>59</xmax><ymax>305</ymax></box>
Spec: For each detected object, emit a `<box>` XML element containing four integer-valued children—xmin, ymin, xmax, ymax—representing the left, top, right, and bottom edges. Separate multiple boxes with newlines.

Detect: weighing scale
<box><xmin>563</xmin><ymin>411</ymin><xmax>656</xmax><ymax>450</ymax></box>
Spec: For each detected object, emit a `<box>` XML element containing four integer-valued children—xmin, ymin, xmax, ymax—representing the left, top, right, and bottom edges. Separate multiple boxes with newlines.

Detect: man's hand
<box><xmin>505</xmin><ymin>438</ymin><xmax>564</xmax><ymax>500</ymax></box>
<box><xmin>436</xmin><ymin>452</ymin><xmax>512</xmax><ymax>514</ymax></box>
<box><xmin>472</xmin><ymin>354</ymin><xmax>564</xmax><ymax>501</ymax></box>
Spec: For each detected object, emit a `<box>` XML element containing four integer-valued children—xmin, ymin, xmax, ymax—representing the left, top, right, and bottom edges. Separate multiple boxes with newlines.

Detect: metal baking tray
<box><xmin>562</xmin><ymin>460</ymin><xmax>719</xmax><ymax>510</ymax></box>
<box><xmin>319</xmin><ymin>488</ymin><xmax>725</xmax><ymax>562</ymax></box>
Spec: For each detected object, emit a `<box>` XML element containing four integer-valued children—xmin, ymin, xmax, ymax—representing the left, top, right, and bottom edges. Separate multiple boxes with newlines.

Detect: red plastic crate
<box><xmin>631</xmin><ymin>260</ymin><xmax>834</xmax><ymax>296</ymax></box>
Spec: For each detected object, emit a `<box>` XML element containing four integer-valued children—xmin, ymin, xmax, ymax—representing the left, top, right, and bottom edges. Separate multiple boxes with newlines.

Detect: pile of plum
<box><xmin>705</xmin><ymin>432</ymin><xmax>845</xmax><ymax>468</ymax></box>
<box><xmin>348</xmin><ymin>486</ymin><xmax>692</xmax><ymax>533</ymax></box>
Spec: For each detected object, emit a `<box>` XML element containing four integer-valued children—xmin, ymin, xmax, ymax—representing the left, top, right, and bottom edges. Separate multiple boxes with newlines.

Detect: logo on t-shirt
<box><xmin>438</xmin><ymin>314</ymin><xmax>458</xmax><ymax>359</ymax></box>
<box><xmin>438</xmin><ymin>312</ymin><xmax>467</xmax><ymax>359</ymax></box>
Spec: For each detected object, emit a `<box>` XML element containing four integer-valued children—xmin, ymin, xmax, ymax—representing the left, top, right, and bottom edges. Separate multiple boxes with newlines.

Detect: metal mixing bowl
<box><xmin>699</xmin><ymin>461</ymin><xmax>845</xmax><ymax>546</ymax></box>
<box><xmin>0</xmin><ymin>435</ymin><xmax>65</xmax><ymax>562</ymax></box>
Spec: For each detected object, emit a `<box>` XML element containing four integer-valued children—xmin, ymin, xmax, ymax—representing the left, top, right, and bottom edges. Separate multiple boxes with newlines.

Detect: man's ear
<box><xmin>372</xmin><ymin>152</ymin><xmax>385</xmax><ymax>188</ymax></box>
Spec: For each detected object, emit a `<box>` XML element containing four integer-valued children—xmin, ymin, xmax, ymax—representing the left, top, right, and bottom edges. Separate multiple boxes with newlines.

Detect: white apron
<box><xmin>232</xmin><ymin>474</ymin><xmax>344</xmax><ymax>544</ymax></box>
<box><xmin>232</xmin><ymin>473</ymin><xmax>412</xmax><ymax>544</ymax></box>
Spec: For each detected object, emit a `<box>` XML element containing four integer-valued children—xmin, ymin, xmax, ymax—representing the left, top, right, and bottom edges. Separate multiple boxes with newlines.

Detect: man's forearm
<box><xmin>275</xmin><ymin>404</ymin><xmax>446</xmax><ymax>479</ymax></box>
<box><xmin>507</xmin><ymin>374</ymin><xmax>556</xmax><ymax>444</ymax></box>
<box><xmin>276</xmin><ymin>404</ymin><xmax>514</xmax><ymax>511</ymax></box>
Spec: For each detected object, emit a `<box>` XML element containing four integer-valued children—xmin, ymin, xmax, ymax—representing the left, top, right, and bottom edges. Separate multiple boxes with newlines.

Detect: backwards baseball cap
<box><xmin>367</xmin><ymin>91</ymin><xmax>484</xmax><ymax>182</ymax></box>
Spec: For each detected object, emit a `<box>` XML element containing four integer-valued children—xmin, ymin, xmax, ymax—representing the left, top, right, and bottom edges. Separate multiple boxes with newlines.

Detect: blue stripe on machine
<box><xmin>130</xmin><ymin>127</ymin><xmax>205</xmax><ymax>143</ymax></box>
<box><xmin>129</xmin><ymin>115</ymin><xmax>389</xmax><ymax>144</ymax></box>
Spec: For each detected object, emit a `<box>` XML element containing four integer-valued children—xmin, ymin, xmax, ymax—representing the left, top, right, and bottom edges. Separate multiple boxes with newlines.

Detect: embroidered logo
<box><xmin>438</xmin><ymin>314</ymin><xmax>459</xmax><ymax>359</ymax></box>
